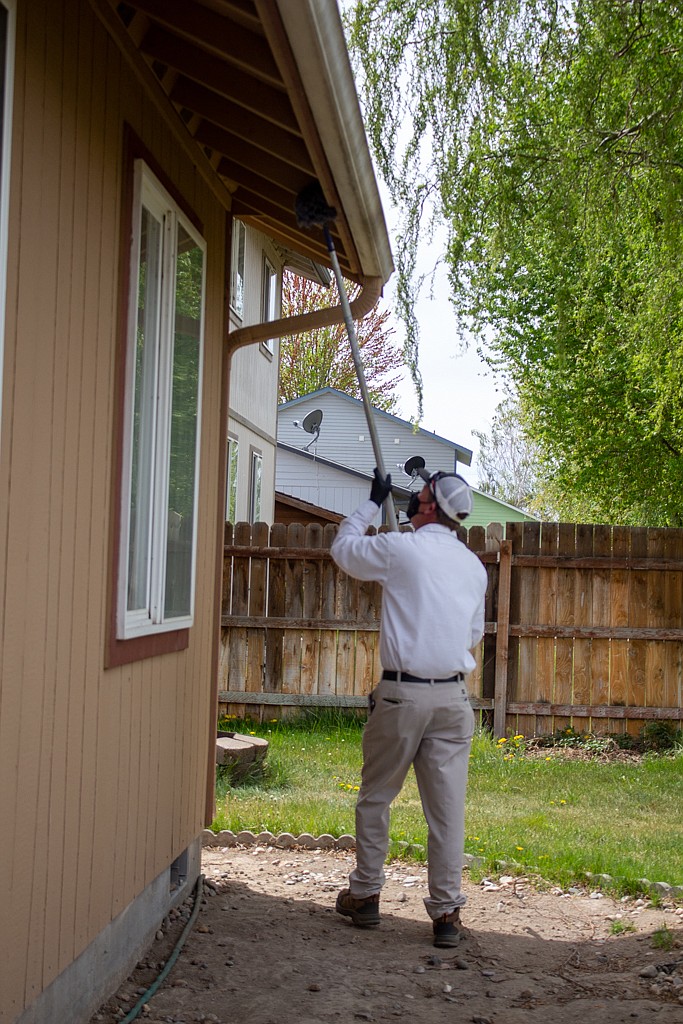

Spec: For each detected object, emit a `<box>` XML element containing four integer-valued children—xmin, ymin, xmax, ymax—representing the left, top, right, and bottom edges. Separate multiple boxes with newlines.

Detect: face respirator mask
<box><xmin>406</xmin><ymin>491</ymin><xmax>431</xmax><ymax>521</ymax></box>
<box><xmin>406</xmin><ymin>493</ymin><xmax>420</xmax><ymax>521</ymax></box>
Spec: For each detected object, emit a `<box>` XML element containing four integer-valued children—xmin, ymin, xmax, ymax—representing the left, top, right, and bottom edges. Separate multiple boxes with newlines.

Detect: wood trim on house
<box><xmin>106</xmin><ymin>125</ymin><xmax>199</xmax><ymax>667</ymax></box>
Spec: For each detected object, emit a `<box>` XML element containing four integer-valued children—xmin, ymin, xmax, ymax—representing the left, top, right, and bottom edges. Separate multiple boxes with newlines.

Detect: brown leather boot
<box><xmin>433</xmin><ymin>907</ymin><xmax>465</xmax><ymax>947</ymax></box>
<box><xmin>335</xmin><ymin>888</ymin><xmax>380</xmax><ymax>927</ymax></box>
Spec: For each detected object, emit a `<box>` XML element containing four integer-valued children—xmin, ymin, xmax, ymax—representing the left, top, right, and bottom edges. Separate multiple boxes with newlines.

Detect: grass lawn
<box><xmin>212</xmin><ymin>712</ymin><xmax>683</xmax><ymax>896</ymax></box>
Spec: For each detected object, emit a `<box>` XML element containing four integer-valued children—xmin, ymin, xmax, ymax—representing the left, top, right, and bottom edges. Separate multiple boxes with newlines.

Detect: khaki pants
<box><xmin>349</xmin><ymin>676</ymin><xmax>475</xmax><ymax>919</ymax></box>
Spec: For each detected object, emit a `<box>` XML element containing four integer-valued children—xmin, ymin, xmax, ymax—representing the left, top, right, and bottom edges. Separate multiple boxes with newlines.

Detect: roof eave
<box><xmin>269</xmin><ymin>0</ymin><xmax>394</xmax><ymax>285</ymax></box>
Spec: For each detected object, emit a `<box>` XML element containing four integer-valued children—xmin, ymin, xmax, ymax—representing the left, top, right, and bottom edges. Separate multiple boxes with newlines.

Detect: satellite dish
<box><xmin>302</xmin><ymin>409</ymin><xmax>323</xmax><ymax>434</ymax></box>
<box><xmin>301</xmin><ymin>409</ymin><xmax>323</xmax><ymax>451</ymax></box>
<box><xmin>403</xmin><ymin>455</ymin><xmax>426</xmax><ymax>478</ymax></box>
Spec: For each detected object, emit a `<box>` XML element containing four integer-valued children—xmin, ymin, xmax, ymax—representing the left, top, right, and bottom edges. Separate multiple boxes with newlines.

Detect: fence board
<box><xmin>551</xmin><ymin>523</ymin><xmax>574</xmax><ymax>734</ymax></box>
<box><xmin>335</xmin><ymin>629</ymin><xmax>356</xmax><ymax>698</ymax></box>
<box><xmin>516</xmin><ymin>522</ymin><xmax>540</xmax><ymax>737</ymax></box>
<box><xmin>300</xmin><ymin>524</ymin><xmax>323</xmax><ymax>697</ymax></box>
<box><xmin>481</xmin><ymin>524</ymin><xmax>503</xmax><ymax>724</ymax></box>
<box><xmin>281</xmin><ymin>525</ymin><xmax>305</xmax><ymax>693</ymax></box>
<box><xmin>536</xmin><ymin>522</ymin><xmax>557</xmax><ymax>736</ymax></box>
<box><xmin>572</xmin><ymin>524</ymin><xmax>593</xmax><ymax>732</ymax></box>
<box><xmin>265</xmin><ymin>523</ymin><xmax>287</xmax><ymax>693</ymax></box>
<box><xmin>318</xmin><ymin>628</ymin><xmax>338</xmax><ymax>696</ymax></box>
<box><xmin>506</xmin><ymin>523</ymin><xmax>524</xmax><ymax>735</ymax></box>
<box><xmin>663</xmin><ymin>530</ymin><xmax>683</xmax><ymax>715</ymax></box>
<box><xmin>226</xmin><ymin>525</ymin><xmax>250</xmax><ymax>698</ymax></box>
<box><xmin>493</xmin><ymin>541</ymin><xmax>512</xmax><ymax>738</ymax></box>
<box><xmin>645</xmin><ymin>528</ymin><xmax>667</xmax><ymax>714</ymax></box>
<box><xmin>249</xmin><ymin>523</ymin><xmax>269</xmax><ymax>617</ymax></box>
<box><xmin>627</xmin><ymin>528</ymin><xmax>649</xmax><ymax>735</ymax></box>
<box><xmin>246</xmin><ymin>522</ymin><xmax>268</xmax><ymax>693</ymax></box>
<box><xmin>609</xmin><ymin>526</ymin><xmax>630</xmax><ymax>733</ymax></box>
<box><xmin>590</xmin><ymin>525</ymin><xmax>611</xmax><ymax>734</ymax></box>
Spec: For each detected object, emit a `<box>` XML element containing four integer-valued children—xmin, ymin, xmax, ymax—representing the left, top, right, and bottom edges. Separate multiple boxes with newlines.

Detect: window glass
<box><xmin>261</xmin><ymin>256</ymin><xmax>277</xmax><ymax>354</ymax></box>
<box><xmin>127</xmin><ymin>204</ymin><xmax>162</xmax><ymax>613</ymax></box>
<box><xmin>230</xmin><ymin>220</ymin><xmax>245</xmax><ymax>319</ymax></box>
<box><xmin>119</xmin><ymin>162</ymin><xmax>205</xmax><ymax>638</ymax></box>
<box><xmin>250</xmin><ymin>451</ymin><xmax>262</xmax><ymax>523</ymax></box>
<box><xmin>226</xmin><ymin>436</ymin><xmax>238</xmax><ymax>523</ymax></box>
<box><xmin>164</xmin><ymin>223</ymin><xmax>203</xmax><ymax>618</ymax></box>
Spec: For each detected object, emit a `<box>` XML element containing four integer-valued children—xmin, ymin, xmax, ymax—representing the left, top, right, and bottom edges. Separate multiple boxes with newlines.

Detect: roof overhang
<box><xmin>92</xmin><ymin>0</ymin><xmax>393</xmax><ymax>286</ymax></box>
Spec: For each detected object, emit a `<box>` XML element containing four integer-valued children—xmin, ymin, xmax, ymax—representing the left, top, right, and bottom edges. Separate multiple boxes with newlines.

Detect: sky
<box><xmin>337</xmin><ymin>0</ymin><xmax>504</xmax><ymax>484</ymax></box>
<box><xmin>377</xmin><ymin>212</ymin><xmax>505</xmax><ymax>485</ymax></box>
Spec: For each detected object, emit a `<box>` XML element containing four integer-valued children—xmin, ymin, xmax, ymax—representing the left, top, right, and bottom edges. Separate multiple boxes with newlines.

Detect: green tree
<box><xmin>279</xmin><ymin>270</ymin><xmax>405</xmax><ymax>410</ymax></box>
<box><xmin>347</xmin><ymin>0</ymin><xmax>683</xmax><ymax>524</ymax></box>
<box><xmin>474</xmin><ymin>398</ymin><xmax>552</xmax><ymax>516</ymax></box>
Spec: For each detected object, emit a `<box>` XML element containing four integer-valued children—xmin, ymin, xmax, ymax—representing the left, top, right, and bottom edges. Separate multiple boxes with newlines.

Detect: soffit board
<box><xmin>107</xmin><ymin>0</ymin><xmax>393</xmax><ymax>284</ymax></box>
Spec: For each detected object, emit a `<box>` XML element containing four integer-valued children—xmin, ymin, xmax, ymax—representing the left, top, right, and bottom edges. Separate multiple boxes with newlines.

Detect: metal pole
<box><xmin>324</xmin><ymin>226</ymin><xmax>398</xmax><ymax>531</ymax></box>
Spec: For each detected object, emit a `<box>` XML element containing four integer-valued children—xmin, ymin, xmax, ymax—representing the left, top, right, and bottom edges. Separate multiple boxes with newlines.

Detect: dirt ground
<box><xmin>91</xmin><ymin>842</ymin><xmax>683</xmax><ymax>1024</ymax></box>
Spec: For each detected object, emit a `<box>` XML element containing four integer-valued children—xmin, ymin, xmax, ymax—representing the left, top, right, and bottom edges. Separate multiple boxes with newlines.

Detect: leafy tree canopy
<box><xmin>347</xmin><ymin>0</ymin><xmax>683</xmax><ymax>524</ymax></box>
<box><xmin>279</xmin><ymin>271</ymin><xmax>405</xmax><ymax>411</ymax></box>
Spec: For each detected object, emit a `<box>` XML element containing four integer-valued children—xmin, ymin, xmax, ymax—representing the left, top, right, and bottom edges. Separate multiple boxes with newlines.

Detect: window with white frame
<box><xmin>225</xmin><ymin>435</ymin><xmax>238</xmax><ymax>523</ymax></box>
<box><xmin>230</xmin><ymin>219</ymin><xmax>245</xmax><ymax>320</ymax></box>
<box><xmin>0</xmin><ymin>0</ymin><xmax>15</xmax><ymax>437</ymax></box>
<box><xmin>249</xmin><ymin>450</ymin><xmax>263</xmax><ymax>523</ymax></box>
<box><xmin>118</xmin><ymin>161</ymin><xmax>206</xmax><ymax>639</ymax></box>
<box><xmin>260</xmin><ymin>255</ymin><xmax>278</xmax><ymax>355</ymax></box>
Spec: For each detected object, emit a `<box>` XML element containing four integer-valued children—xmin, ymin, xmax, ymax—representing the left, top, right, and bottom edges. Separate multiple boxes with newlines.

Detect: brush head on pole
<box><xmin>295</xmin><ymin>180</ymin><xmax>337</xmax><ymax>228</ymax></box>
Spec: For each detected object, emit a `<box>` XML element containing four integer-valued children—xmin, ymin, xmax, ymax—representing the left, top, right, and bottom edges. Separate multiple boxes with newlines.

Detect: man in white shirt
<box><xmin>330</xmin><ymin>467</ymin><xmax>488</xmax><ymax>947</ymax></box>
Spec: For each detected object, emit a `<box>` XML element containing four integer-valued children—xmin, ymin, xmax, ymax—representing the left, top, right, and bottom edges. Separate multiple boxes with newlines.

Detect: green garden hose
<box><xmin>119</xmin><ymin>872</ymin><xmax>205</xmax><ymax>1023</ymax></box>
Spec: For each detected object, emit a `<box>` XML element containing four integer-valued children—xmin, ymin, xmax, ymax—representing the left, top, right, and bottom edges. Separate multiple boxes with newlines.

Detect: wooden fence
<box><xmin>219</xmin><ymin>520</ymin><xmax>683</xmax><ymax>737</ymax></box>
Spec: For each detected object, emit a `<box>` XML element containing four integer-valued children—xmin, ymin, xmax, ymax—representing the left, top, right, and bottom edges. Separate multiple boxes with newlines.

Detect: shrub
<box><xmin>640</xmin><ymin>721</ymin><xmax>682</xmax><ymax>752</ymax></box>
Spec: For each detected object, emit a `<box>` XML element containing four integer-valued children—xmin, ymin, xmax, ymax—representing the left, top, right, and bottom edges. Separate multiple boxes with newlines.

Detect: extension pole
<box><xmin>323</xmin><ymin>226</ymin><xmax>399</xmax><ymax>532</ymax></box>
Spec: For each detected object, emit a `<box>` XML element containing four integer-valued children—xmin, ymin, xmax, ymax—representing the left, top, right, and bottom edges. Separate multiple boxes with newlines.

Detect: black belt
<box><xmin>383</xmin><ymin>670</ymin><xmax>464</xmax><ymax>684</ymax></box>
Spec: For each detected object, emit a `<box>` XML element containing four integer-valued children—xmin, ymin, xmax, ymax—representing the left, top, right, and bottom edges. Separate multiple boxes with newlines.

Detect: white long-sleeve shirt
<box><xmin>330</xmin><ymin>500</ymin><xmax>488</xmax><ymax>677</ymax></box>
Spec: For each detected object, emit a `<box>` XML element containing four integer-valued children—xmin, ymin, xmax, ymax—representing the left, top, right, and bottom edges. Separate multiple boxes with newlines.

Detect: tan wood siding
<box><xmin>0</xmin><ymin>1</ymin><xmax>225</xmax><ymax>1017</ymax></box>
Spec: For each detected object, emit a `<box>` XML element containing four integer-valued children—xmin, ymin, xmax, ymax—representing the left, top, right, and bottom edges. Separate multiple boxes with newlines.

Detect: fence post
<box><xmin>494</xmin><ymin>540</ymin><xmax>513</xmax><ymax>738</ymax></box>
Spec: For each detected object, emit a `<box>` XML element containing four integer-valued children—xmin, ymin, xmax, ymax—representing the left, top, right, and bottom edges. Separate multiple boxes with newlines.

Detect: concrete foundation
<box><xmin>16</xmin><ymin>836</ymin><xmax>202</xmax><ymax>1024</ymax></box>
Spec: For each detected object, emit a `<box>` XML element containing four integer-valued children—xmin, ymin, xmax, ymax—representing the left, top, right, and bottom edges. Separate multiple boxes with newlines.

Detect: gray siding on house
<box><xmin>277</xmin><ymin>390</ymin><xmax>537</xmax><ymax>527</ymax></box>
<box><xmin>278</xmin><ymin>390</ymin><xmax>472</xmax><ymax>484</ymax></box>
<box><xmin>227</xmin><ymin>226</ymin><xmax>283</xmax><ymax>524</ymax></box>
<box><xmin>276</xmin><ymin>447</ymin><xmax>382</xmax><ymax>524</ymax></box>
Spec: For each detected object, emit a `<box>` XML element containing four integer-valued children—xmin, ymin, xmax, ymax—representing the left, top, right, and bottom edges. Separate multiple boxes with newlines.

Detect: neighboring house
<box><xmin>276</xmin><ymin>389</ymin><xmax>536</xmax><ymax>527</ymax></box>
<box><xmin>226</xmin><ymin>225</ymin><xmax>330</xmax><ymax>525</ymax></box>
<box><xmin>465</xmin><ymin>488</ymin><xmax>538</xmax><ymax>529</ymax></box>
<box><xmin>0</xmin><ymin>4</ymin><xmax>393</xmax><ymax>1023</ymax></box>
<box><xmin>276</xmin><ymin>441</ymin><xmax>412</xmax><ymax>527</ymax></box>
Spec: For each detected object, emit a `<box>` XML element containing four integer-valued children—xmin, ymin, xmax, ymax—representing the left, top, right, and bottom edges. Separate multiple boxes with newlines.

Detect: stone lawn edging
<box><xmin>201</xmin><ymin>830</ymin><xmax>683</xmax><ymax>898</ymax></box>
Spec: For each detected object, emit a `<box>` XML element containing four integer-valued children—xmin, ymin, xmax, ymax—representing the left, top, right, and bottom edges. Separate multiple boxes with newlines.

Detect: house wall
<box><xmin>277</xmin><ymin>390</ymin><xmax>466</xmax><ymax>481</ymax></box>
<box><xmin>277</xmin><ymin>446</ymin><xmax>382</xmax><ymax>524</ymax></box>
<box><xmin>0</xmin><ymin>1</ymin><xmax>226</xmax><ymax>1019</ymax></box>
<box><xmin>227</xmin><ymin>226</ymin><xmax>282</xmax><ymax>525</ymax></box>
<box><xmin>278</xmin><ymin>392</ymin><xmax>537</xmax><ymax>528</ymax></box>
<box><xmin>468</xmin><ymin>490</ymin><xmax>537</xmax><ymax>529</ymax></box>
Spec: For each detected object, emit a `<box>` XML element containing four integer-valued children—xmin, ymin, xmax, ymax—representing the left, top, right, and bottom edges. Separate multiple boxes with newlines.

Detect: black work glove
<box><xmin>369</xmin><ymin>468</ymin><xmax>392</xmax><ymax>507</ymax></box>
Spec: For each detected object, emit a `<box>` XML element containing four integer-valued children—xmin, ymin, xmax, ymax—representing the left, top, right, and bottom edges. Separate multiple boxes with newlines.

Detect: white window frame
<box><xmin>249</xmin><ymin>449</ymin><xmax>263</xmax><ymax>523</ymax></box>
<box><xmin>260</xmin><ymin>254</ymin><xmax>278</xmax><ymax>355</ymax></box>
<box><xmin>0</xmin><ymin>0</ymin><xmax>15</xmax><ymax>439</ymax></box>
<box><xmin>230</xmin><ymin>219</ymin><xmax>246</xmax><ymax>320</ymax></box>
<box><xmin>225</xmin><ymin>435</ymin><xmax>238</xmax><ymax>523</ymax></box>
<box><xmin>117</xmin><ymin>160</ymin><xmax>206</xmax><ymax>639</ymax></box>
